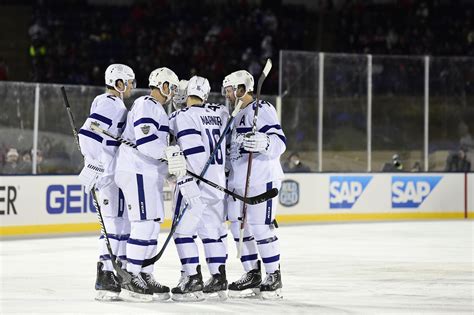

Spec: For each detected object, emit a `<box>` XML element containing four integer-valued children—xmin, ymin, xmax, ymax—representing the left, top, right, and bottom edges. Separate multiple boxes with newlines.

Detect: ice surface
<box><xmin>1</xmin><ymin>221</ymin><xmax>473</xmax><ymax>314</ymax></box>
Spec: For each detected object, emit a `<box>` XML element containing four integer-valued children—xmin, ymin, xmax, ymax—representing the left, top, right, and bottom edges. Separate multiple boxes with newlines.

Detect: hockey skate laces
<box><xmin>235</xmin><ymin>272</ymin><xmax>252</xmax><ymax>284</ymax></box>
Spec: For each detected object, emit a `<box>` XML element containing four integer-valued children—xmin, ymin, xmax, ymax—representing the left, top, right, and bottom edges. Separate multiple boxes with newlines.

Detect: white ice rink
<box><xmin>1</xmin><ymin>221</ymin><xmax>473</xmax><ymax>314</ymax></box>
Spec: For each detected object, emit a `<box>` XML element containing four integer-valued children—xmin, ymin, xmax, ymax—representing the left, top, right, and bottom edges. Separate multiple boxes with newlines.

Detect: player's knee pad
<box><xmin>175</xmin><ymin>203</ymin><xmax>204</xmax><ymax>236</ymax></box>
<box><xmin>102</xmin><ymin>216</ymin><xmax>125</xmax><ymax>235</ymax></box>
<box><xmin>130</xmin><ymin>220</ymin><xmax>155</xmax><ymax>240</ymax></box>
<box><xmin>249</xmin><ymin>224</ymin><xmax>274</xmax><ymax>242</ymax></box>
<box><xmin>197</xmin><ymin>225</ymin><xmax>221</xmax><ymax>241</ymax></box>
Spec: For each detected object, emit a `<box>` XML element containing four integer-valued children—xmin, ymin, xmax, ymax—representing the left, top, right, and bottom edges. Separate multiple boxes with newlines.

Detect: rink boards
<box><xmin>0</xmin><ymin>173</ymin><xmax>472</xmax><ymax>236</ymax></box>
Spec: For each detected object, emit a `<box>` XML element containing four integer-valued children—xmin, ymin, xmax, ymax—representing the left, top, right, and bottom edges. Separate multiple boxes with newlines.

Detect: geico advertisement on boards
<box><xmin>0</xmin><ymin>176</ymin><xmax>173</xmax><ymax>226</ymax></box>
<box><xmin>280</xmin><ymin>173</ymin><xmax>465</xmax><ymax>214</ymax></box>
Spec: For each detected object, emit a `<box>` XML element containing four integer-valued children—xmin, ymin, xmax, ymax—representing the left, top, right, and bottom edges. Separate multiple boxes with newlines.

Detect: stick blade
<box><xmin>248</xmin><ymin>187</ymin><xmax>279</xmax><ymax>205</ymax></box>
<box><xmin>262</xmin><ymin>59</ymin><xmax>272</xmax><ymax>77</ymax></box>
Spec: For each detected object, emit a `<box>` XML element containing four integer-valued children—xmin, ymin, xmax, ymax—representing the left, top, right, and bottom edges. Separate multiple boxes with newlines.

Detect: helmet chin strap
<box><xmin>159</xmin><ymin>84</ymin><xmax>172</xmax><ymax>104</ymax></box>
<box><xmin>114</xmin><ymin>81</ymin><xmax>127</xmax><ymax>100</ymax></box>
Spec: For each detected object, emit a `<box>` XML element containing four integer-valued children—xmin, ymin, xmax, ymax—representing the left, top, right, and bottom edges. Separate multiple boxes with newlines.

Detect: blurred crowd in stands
<box><xmin>23</xmin><ymin>0</ymin><xmax>474</xmax><ymax>93</ymax></box>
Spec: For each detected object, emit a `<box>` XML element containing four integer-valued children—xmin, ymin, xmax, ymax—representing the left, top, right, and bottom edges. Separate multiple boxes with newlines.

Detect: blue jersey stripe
<box><xmin>206</xmin><ymin>257</ymin><xmax>227</xmax><ymax>264</ymax></box>
<box><xmin>236</xmin><ymin>127</ymin><xmax>252</xmax><ymax>134</ymax></box>
<box><xmin>90</xmin><ymin>113</ymin><xmax>112</xmax><ymax>126</ymax></box>
<box><xmin>201</xmin><ymin>238</ymin><xmax>223</xmax><ymax>244</ymax></box>
<box><xmin>99</xmin><ymin>234</ymin><xmax>120</xmax><ymax>241</ymax></box>
<box><xmin>136</xmin><ymin>134</ymin><xmax>158</xmax><ymax>146</ymax></box>
<box><xmin>240</xmin><ymin>254</ymin><xmax>258</xmax><ymax>262</ymax></box>
<box><xmin>262</xmin><ymin>254</ymin><xmax>280</xmax><ymax>264</ymax></box>
<box><xmin>174</xmin><ymin>237</ymin><xmax>195</xmax><ymax>244</ymax></box>
<box><xmin>256</xmin><ymin>235</ymin><xmax>278</xmax><ymax>245</ymax></box>
<box><xmin>127</xmin><ymin>257</ymin><xmax>144</xmax><ymax>265</ymax></box>
<box><xmin>159</xmin><ymin>125</ymin><xmax>170</xmax><ymax>133</ymax></box>
<box><xmin>133</xmin><ymin>117</ymin><xmax>160</xmax><ymax>130</ymax></box>
<box><xmin>268</xmin><ymin>132</ymin><xmax>287</xmax><ymax>145</ymax></box>
<box><xmin>100</xmin><ymin>254</ymin><xmax>112</xmax><ymax>260</ymax></box>
<box><xmin>78</xmin><ymin>129</ymin><xmax>103</xmax><ymax>143</ymax></box>
<box><xmin>233</xmin><ymin>236</ymin><xmax>254</xmax><ymax>242</ymax></box>
<box><xmin>136</xmin><ymin>174</ymin><xmax>147</xmax><ymax>220</ymax></box>
<box><xmin>183</xmin><ymin>146</ymin><xmax>205</xmax><ymax>156</ymax></box>
<box><xmin>259</xmin><ymin>124</ymin><xmax>282</xmax><ymax>133</ymax></box>
<box><xmin>127</xmin><ymin>238</ymin><xmax>156</xmax><ymax>246</ymax></box>
<box><xmin>117</xmin><ymin>121</ymin><xmax>126</xmax><ymax>129</ymax></box>
<box><xmin>106</xmin><ymin>140</ymin><xmax>121</xmax><ymax>146</ymax></box>
<box><xmin>180</xmin><ymin>257</ymin><xmax>199</xmax><ymax>265</ymax></box>
<box><xmin>177</xmin><ymin>128</ymin><xmax>201</xmax><ymax>139</ymax></box>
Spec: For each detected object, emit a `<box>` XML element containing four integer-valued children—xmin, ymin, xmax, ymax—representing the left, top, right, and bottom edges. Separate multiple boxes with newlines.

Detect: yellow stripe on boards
<box><xmin>1</xmin><ymin>213</ymin><xmax>470</xmax><ymax>237</ymax></box>
<box><xmin>0</xmin><ymin>219</ymin><xmax>173</xmax><ymax>236</ymax></box>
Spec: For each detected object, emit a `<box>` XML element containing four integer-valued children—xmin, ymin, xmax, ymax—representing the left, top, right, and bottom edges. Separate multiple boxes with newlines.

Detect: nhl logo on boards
<box><xmin>279</xmin><ymin>180</ymin><xmax>299</xmax><ymax>207</ymax></box>
<box><xmin>141</xmin><ymin>125</ymin><xmax>150</xmax><ymax>135</ymax></box>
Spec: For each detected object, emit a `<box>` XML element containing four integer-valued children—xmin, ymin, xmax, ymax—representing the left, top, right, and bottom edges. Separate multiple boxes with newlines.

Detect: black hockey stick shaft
<box><xmin>90</xmin><ymin>123</ymin><xmax>277</xmax><ymax>205</ymax></box>
<box><xmin>143</xmin><ymin>99</ymin><xmax>245</xmax><ymax>267</ymax></box>
<box><xmin>238</xmin><ymin>59</ymin><xmax>272</xmax><ymax>258</ymax></box>
<box><xmin>60</xmin><ymin>86</ymin><xmax>132</xmax><ymax>284</ymax></box>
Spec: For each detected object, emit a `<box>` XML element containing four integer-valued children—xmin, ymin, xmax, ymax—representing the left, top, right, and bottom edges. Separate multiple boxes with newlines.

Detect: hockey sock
<box><xmin>126</xmin><ymin>220</ymin><xmax>155</xmax><ymax>275</ymax></box>
<box><xmin>174</xmin><ymin>233</ymin><xmax>199</xmax><ymax>276</ymax></box>
<box><xmin>141</xmin><ymin>220</ymin><xmax>160</xmax><ymax>274</ymax></box>
<box><xmin>99</xmin><ymin>216</ymin><xmax>125</xmax><ymax>272</ymax></box>
<box><xmin>199</xmin><ymin>227</ymin><xmax>227</xmax><ymax>275</ymax></box>
<box><xmin>118</xmin><ymin>219</ymin><xmax>130</xmax><ymax>269</ymax></box>
<box><xmin>250</xmin><ymin>224</ymin><xmax>280</xmax><ymax>274</ymax></box>
<box><xmin>230</xmin><ymin>221</ymin><xmax>259</xmax><ymax>272</ymax></box>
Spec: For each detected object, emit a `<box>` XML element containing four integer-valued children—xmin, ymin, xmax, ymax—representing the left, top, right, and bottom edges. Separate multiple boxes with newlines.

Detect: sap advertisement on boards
<box><xmin>280</xmin><ymin>173</ymin><xmax>467</xmax><ymax>214</ymax></box>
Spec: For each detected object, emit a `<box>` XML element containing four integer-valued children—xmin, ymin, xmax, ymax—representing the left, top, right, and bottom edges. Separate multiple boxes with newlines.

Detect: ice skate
<box><xmin>171</xmin><ymin>265</ymin><xmax>205</xmax><ymax>302</ymax></box>
<box><xmin>94</xmin><ymin>262</ymin><xmax>121</xmax><ymax>301</ymax></box>
<box><xmin>120</xmin><ymin>271</ymin><xmax>153</xmax><ymax>302</ymax></box>
<box><xmin>228</xmin><ymin>260</ymin><xmax>262</xmax><ymax>298</ymax></box>
<box><xmin>140</xmin><ymin>272</ymin><xmax>170</xmax><ymax>301</ymax></box>
<box><xmin>260</xmin><ymin>267</ymin><xmax>283</xmax><ymax>300</ymax></box>
<box><xmin>203</xmin><ymin>264</ymin><xmax>228</xmax><ymax>300</ymax></box>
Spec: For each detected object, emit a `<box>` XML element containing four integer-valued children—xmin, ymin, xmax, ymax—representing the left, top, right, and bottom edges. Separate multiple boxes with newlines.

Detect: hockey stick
<box><xmin>142</xmin><ymin>99</ymin><xmax>244</xmax><ymax>267</ymax></box>
<box><xmin>90</xmin><ymin>123</ymin><xmax>278</xmax><ymax>205</ymax></box>
<box><xmin>237</xmin><ymin>59</ymin><xmax>273</xmax><ymax>258</ymax></box>
<box><xmin>60</xmin><ymin>86</ymin><xmax>132</xmax><ymax>284</ymax></box>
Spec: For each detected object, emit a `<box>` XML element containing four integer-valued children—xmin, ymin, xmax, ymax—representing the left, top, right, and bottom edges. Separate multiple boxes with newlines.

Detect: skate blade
<box><xmin>228</xmin><ymin>288</ymin><xmax>260</xmax><ymax>299</ymax></box>
<box><xmin>261</xmin><ymin>289</ymin><xmax>283</xmax><ymax>300</ymax></box>
<box><xmin>153</xmin><ymin>292</ymin><xmax>171</xmax><ymax>301</ymax></box>
<box><xmin>95</xmin><ymin>290</ymin><xmax>121</xmax><ymax>301</ymax></box>
<box><xmin>204</xmin><ymin>290</ymin><xmax>228</xmax><ymax>301</ymax></box>
<box><xmin>120</xmin><ymin>289</ymin><xmax>153</xmax><ymax>302</ymax></box>
<box><xmin>171</xmin><ymin>291</ymin><xmax>205</xmax><ymax>302</ymax></box>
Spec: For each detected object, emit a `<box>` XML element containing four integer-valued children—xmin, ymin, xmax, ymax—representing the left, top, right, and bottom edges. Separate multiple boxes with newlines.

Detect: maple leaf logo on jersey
<box><xmin>141</xmin><ymin>125</ymin><xmax>150</xmax><ymax>135</ymax></box>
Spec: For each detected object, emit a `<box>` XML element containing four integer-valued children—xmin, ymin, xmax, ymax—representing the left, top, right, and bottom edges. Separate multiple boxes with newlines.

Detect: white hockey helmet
<box><xmin>105</xmin><ymin>64</ymin><xmax>136</xmax><ymax>89</ymax></box>
<box><xmin>172</xmin><ymin>79</ymin><xmax>189</xmax><ymax>110</ymax></box>
<box><xmin>149</xmin><ymin>67</ymin><xmax>179</xmax><ymax>103</ymax></box>
<box><xmin>187</xmin><ymin>75</ymin><xmax>210</xmax><ymax>102</ymax></box>
<box><xmin>222</xmin><ymin>70</ymin><xmax>254</xmax><ymax>96</ymax></box>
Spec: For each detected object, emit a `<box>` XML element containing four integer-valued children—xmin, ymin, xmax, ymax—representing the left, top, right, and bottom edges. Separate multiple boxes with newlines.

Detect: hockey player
<box><xmin>223</xmin><ymin>70</ymin><xmax>286</xmax><ymax>299</ymax></box>
<box><xmin>170</xmin><ymin>75</ymin><xmax>229</xmax><ymax>301</ymax></box>
<box><xmin>77</xmin><ymin>63</ymin><xmax>135</xmax><ymax>301</ymax></box>
<box><xmin>114</xmin><ymin>67</ymin><xmax>183</xmax><ymax>302</ymax></box>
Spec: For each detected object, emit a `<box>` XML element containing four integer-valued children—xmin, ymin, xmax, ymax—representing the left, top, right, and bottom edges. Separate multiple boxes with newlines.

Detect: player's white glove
<box><xmin>229</xmin><ymin>133</ymin><xmax>244</xmax><ymax>161</ymax></box>
<box><xmin>78</xmin><ymin>158</ymin><xmax>104</xmax><ymax>192</ymax></box>
<box><xmin>177</xmin><ymin>176</ymin><xmax>201</xmax><ymax>206</ymax></box>
<box><xmin>243</xmin><ymin>132</ymin><xmax>270</xmax><ymax>153</ymax></box>
<box><xmin>165</xmin><ymin>145</ymin><xmax>187</xmax><ymax>178</ymax></box>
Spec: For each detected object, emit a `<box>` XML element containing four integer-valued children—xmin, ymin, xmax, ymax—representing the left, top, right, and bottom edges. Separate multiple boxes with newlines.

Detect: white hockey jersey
<box><xmin>78</xmin><ymin>93</ymin><xmax>126</xmax><ymax>175</ymax></box>
<box><xmin>173</xmin><ymin>103</ymin><xmax>229</xmax><ymax>200</ymax></box>
<box><xmin>228</xmin><ymin>99</ymin><xmax>286</xmax><ymax>189</ymax></box>
<box><xmin>115</xmin><ymin>95</ymin><xmax>169</xmax><ymax>175</ymax></box>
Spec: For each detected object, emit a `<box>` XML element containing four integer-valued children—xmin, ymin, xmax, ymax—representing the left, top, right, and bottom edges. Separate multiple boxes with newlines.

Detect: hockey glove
<box><xmin>243</xmin><ymin>132</ymin><xmax>270</xmax><ymax>153</ymax></box>
<box><xmin>165</xmin><ymin>145</ymin><xmax>187</xmax><ymax>178</ymax></box>
<box><xmin>177</xmin><ymin>176</ymin><xmax>201</xmax><ymax>207</ymax></box>
<box><xmin>78</xmin><ymin>158</ymin><xmax>105</xmax><ymax>192</ymax></box>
